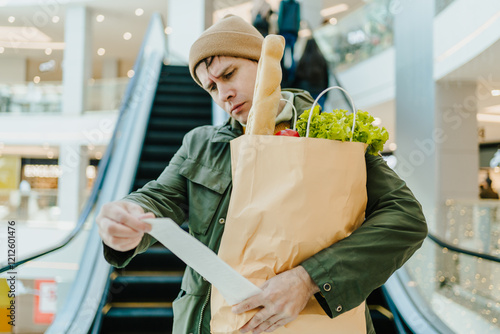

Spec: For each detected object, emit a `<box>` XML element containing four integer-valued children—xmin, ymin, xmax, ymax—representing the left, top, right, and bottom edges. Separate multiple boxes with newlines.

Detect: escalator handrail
<box><xmin>427</xmin><ymin>231</ymin><xmax>500</xmax><ymax>263</ymax></box>
<box><xmin>44</xmin><ymin>13</ymin><xmax>166</xmax><ymax>334</ymax></box>
<box><xmin>0</xmin><ymin>14</ymin><xmax>162</xmax><ymax>274</ymax></box>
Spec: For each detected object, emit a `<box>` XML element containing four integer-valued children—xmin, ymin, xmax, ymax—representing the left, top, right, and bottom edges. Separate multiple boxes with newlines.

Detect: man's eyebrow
<box><xmin>203</xmin><ymin>65</ymin><xmax>233</xmax><ymax>90</ymax></box>
<box><xmin>210</xmin><ymin>64</ymin><xmax>232</xmax><ymax>79</ymax></box>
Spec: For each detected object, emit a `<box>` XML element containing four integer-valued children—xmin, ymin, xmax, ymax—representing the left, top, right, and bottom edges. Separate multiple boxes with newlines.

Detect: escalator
<box><xmin>91</xmin><ymin>64</ymin><xmax>211</xmax><ymax>334</ymax></box>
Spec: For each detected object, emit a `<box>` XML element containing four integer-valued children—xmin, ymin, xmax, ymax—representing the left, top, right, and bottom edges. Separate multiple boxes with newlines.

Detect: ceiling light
<box><xmin>97</xmin><ymin>48</ymin><xmax>105</xmax><ymax>56</ymax></box>
<box><xmin>47</xmin><ymin>151</ymin><xmax>54</xmax><ymax>159</ymax></box>
<box><xmin>52</xmin><ymin>16</ymin><xmax>60</xmax><ymax>23</ymax></box>
<box><xmin>0</xmin><ymin>41</ymin><xmax>64</xmax><ymax>50</ymax></box>
<box><xmin>492</xmin><ymin>90</ymin><xmax>500</xmax><ymax>97</ymax></box>
<box><xmin>164</xmin><ymin>26</ymin><xmax>173</xmax><ymax>35</ymax></box>
<box><xmin>45</xmin><ymin>48</ymin><xmax>52</xmax><ymax>55</ymax></box>
<box><xmin>127</xmin><ymin>69</ymin><xmax>135</xmax><ymax>78</ymax></box>
<box><xmin>96</xmin><ymin>14</ymin><xmax>105</xmax><ymax>23</ymax></box>
<box><xmin>329</xmin><ymin>17</ymin><xmax>338</xmax><ymax>25</ymax></box>
<box><xmin>33</xmin><ymin>76</ymin><xmax>41</xmax><ymax>84</ymax></box>
<box><xmin>123</xmin><ymin>32</ymin><xmax>132</xmax><ymax>40</ymax></box>
<box><xmin>0</xmin><ymin>26</ymin><xmax>51</xmax><ymax>42</ymax></box>
<box><xmin>95</xmin><ymin>151</ymin><xmax>103</xmax><ymax>160</ymax></box>
<box><xmin>8</xmin><ymin>16</ymin><xmax>15</xmax><ymax>23</ymax></box>
<box><xmin>477</xmin><ymin>113</ymin><xmax>500</xmax><ymax>123</ymax></box>
<box><xmin>135</xmin><ymin>8</ymin><xmax>144</xmax><ymax>16</ymax></box>
<box><xmin>86</xmin><ymin>165</ymin><xmax>96</xmax><ymax>179</ymax></box>
<box><xmin>0</xmin><ymin>46</ymin><xmax>4</xmax><ymax>53</ymax></box>
<box><xmin>321</xmin><ymin>4</ymin><xmax>349</xmax><ymax>17</ymax></box>
<box><xmin>389</xmin><ymin>143</ymin><xmax>397</xmax><ymax>151</ymax></box>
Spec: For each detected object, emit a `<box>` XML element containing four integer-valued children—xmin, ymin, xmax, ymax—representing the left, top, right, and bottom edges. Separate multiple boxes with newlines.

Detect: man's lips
<box><xmin>231</xmin><ymin>102</ymin><xmax>245</xmax><ymax>115</ymax></box>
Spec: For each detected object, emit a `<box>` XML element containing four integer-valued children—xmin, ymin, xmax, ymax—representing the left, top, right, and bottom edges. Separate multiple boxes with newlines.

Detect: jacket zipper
<box><xmin>198</xmin><ymin>287</ymin><xmax>211</xmax><ymax>334</ymax></box>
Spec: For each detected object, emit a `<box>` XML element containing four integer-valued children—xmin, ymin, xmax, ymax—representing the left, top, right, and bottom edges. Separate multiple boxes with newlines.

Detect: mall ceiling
<box><xmin>0</xmin><ymin>0</ymin><xmax>365</xmax><ymax>70</ymax></box>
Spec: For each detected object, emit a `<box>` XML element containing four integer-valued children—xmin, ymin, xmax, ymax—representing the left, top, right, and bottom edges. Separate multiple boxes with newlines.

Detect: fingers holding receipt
<box><xmin>142</xmin><ymin>218</ymin><xmax>262</xmax><ymax>306</ymax></box>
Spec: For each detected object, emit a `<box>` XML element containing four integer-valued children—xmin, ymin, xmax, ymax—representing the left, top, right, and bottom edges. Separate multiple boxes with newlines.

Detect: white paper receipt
<box><xmin>143</xmin><ymin>218</ymin><xmax>262</xmax><ymax>305</ymax></box>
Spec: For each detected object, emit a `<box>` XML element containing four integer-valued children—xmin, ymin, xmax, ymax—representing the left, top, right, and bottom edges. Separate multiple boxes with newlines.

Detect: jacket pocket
<box><xmin>172</xmin><ymin>290</ymin><xmax>207</xmax><ymax>334</ymax></box>
<box><xmin>179</xmin><ymin>158</ymin><xmax>231</xmax><ymax>235</ymax></box>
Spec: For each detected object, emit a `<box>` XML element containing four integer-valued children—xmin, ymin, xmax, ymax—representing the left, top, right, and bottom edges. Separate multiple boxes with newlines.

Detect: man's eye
<box><xmin>224</xmin><ymin>71</ymin><xmax>234</xmax><ymax>79</ymax></box>
<box><xmin>208</xmin><ymin>84</ymin><xmax>217</xmax><ymax>92</ymax></box>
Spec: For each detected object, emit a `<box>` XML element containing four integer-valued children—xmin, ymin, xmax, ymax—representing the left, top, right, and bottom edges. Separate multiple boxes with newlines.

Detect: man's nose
<box><xmin>219</xmin><ymin>84</ymin><xmax>234</xmax><ymax>102</ymax></box>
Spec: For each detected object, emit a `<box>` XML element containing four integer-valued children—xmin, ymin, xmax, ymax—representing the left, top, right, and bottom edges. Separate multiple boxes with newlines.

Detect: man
<box><xmin>97</xmin><ymin>15</ymin><xmax>427</xmax><ymax>334</ymax></box>
<box><xmin>277</xmin><ymin>0</ymin><xmax>301</xmax><ymax>86</ymax></box>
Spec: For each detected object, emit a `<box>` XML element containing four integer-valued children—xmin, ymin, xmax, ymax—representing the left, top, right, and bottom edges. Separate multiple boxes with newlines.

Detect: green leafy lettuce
<box><xmin>296</xmin><ymin>106</ymin><xmax>389</xmax><ymax>156</ymax></box>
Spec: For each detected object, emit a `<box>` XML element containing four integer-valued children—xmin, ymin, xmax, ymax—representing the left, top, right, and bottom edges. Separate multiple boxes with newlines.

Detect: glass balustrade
<box><xmin>0</xmin><ymin>78</ymin><xmax>128</xmax><ymax>114</ymax></box>
<box><xmin>314</xmin><ymin>0</ymin><xmax>394</xmax><ymax>71</ymax></box>
<box><xmin>313</xmin><ymin>0</ymin><xmax>458</xmax><ymax>71</ymax></box>
<box><xmin>406</xmin><ymin>238</ymin><xmax>500</xmax><ymax>333</ymax></box>
<box><xmin>445</xmin><ymin>200</ymin><xmax>500</xmax><ymax>257</ymax></box>
<box><xmin>403</xmin><ymin>199</ymin><xmax>500</xmax><ymax>333</ymax></box>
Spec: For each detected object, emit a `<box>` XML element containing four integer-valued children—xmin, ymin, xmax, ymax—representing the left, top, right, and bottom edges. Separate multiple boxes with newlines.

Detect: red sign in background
<box><xmin>33</xmin><ymin>279</ymin><xmax>57</xmax><ymax>324</ymax></box>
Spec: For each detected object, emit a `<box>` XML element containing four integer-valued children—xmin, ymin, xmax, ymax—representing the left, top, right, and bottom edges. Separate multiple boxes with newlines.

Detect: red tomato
<box><xmin>275</xmin><ymin>129</ymin><xmax>300</xmax><ymax>137</ymax></box>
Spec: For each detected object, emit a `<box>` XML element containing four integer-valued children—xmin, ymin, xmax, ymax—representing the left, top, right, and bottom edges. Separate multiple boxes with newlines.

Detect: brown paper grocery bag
<box><xmin>210</xmin><ymin>134</ymin><xmax>368</xmax><ymax>334</ymax></box>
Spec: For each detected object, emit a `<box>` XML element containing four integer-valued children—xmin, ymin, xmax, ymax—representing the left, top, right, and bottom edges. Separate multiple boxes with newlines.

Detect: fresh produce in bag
<box><xmin>296</xmin><ymin>106</ymin><xmax>389</xmax><ymax>155</ymax></box>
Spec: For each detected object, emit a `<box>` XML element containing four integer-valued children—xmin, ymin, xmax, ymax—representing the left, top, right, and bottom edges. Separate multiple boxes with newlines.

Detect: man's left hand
<box><xmin>232</xmin><ymin>266</ymin><xmax>320</xmax><ymax>333</ymax></box>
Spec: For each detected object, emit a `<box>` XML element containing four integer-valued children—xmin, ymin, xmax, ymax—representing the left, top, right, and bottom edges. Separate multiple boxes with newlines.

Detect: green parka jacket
<box><xmin>103</xmin><ymin>89</ymin><xmax>428</xmax><ymax>334</ymax></box>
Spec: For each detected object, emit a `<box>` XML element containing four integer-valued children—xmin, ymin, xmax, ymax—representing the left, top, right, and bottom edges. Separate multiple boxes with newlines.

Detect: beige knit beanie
<box><xmin>189</xmin><ymin>15</ymin><xmax>264</xmax><ymax>86</ymax></box>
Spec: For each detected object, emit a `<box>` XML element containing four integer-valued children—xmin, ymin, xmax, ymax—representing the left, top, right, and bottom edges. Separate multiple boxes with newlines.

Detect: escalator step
<box><xmin>161</xmin><ymin>65</ymin><xmax>190</xmax><ymax>75</ymax></box>
<box><xmin>156</xmin><ymin>84</ymin><xmax>207</xmax><ymax>95</ymax></box>
<box><xmin>101</xmin><ymin>307</ymin><xmax>173</xmax><ymax>334</ymax></box>
<box><xmin>154</xmin><ymin>94</ymin><xmax>211</xmax><ymax>106</ymax></box>
<box><xmin>119</xmin><ymin>246</ymin><xmax>186</xmax><ymax>272</ymax></box>
<box><xmin>135</xmin><ymin>162</ymin><xmax>169</xmax><ymax>180</ymax></box>
<box><xmin>106</xmin><ymin>306</ymin><xmax>174</xmax><ymax>318</ymax></box>
<box><xmin>151</xmin><ymin>105</ymin><xmax>211</xmax><ymax>118</ymax></box>
<box><xmin>110</xmin><ymin>275</ymin><xmax>183</xmax><ymax>303</ymax></box>
<box><xmin>148</xmin><ymin>118</ymin><xmax>210</xmax><ymax>131</ymax></box>
<box><xmin>158</xmin><ymin>75</ymin><xmax>195</xmax><ymax>85</ymax></box>
<box><xmin>140</xmin><ymin>145</ymin><xmax>178</xmax><ymax>159</ymax></box>
<box><xmin>113</xmin><ymin>275</ymin><xmax>183</xmax><ymax>285</ymax></box>
<box><xmin>369</xmin><ymin>309</ymin><xmax>397</xmax><ymax>334</ymax></box>
<box><xmin>144</xmin><ymin>131</ymin><xmax>185</xmax><ymax>145</ymax></box>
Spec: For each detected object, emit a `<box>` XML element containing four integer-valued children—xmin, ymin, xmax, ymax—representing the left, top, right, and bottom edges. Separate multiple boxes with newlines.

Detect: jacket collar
<box><xmin>211</xmin><ymin>117</ymin><xmax>243</xmax><ymax>143</ymax></box>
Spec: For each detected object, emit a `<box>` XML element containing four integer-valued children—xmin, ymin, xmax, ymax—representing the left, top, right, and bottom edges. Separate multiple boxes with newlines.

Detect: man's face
<box><xmin>195</xmin><ymin>56</ymin><xmax>257</xmax><ymax>125</ymax></box>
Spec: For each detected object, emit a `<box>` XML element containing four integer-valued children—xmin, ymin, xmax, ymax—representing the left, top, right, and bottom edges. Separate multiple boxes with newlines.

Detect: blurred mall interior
<box><xmin>0</xmin><ymin>0</ymin><xmax>500</xmax><ymax>333</ymax></box>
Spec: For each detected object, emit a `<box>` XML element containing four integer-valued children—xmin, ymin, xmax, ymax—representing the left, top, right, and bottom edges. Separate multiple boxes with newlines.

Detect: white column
<box><xmin>394</xmin><ymin>0</ymin><xmax>437</xmax><ymax>230</ymax></box>
<box><xmin>167</xmin><ymin>0</ymin><xmax>207</xmax><ymax>64</ymax></box>
<box><xmin>58</xmin><ymin>144</ymin><xmax>88</xmax><ymax>223</ymax></box>
<box><xmin>299</xmin><ymin>0</ymin><xmax>322</xmax><ymax>30</ymax></box>
<box><xmin>101</xmin><ymin>58</ymin><xmax>119</xmax><ymax>110</ymax></box>
<box><xmin>436</xmin><ymin>82</ymin><xmax>479</xmax><ymax>202</ymax></box>
<box><xmin>62</xmin><ymin>6</ymin><xmax>92</xmax><ymax>115</ymax></box>
<box><xmin>395</xmin><ymin>1</ymin><xmax>479</xmax><ymax>234</ymax></box>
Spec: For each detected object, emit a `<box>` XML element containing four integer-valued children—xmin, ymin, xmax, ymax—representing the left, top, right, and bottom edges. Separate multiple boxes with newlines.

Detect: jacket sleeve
<box><xmin>102</xmin><ymin>133</ymin><xmax>191</xmax><ymax>268</ymax></box>
<box><xmin>300</xmin><ymin>153</ymin><xmax>428</xmax><ymax>318</ymax></box>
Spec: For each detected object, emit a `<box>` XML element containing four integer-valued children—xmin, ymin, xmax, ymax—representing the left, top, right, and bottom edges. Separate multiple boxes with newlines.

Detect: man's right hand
<box><xmin>96</xmin><ymin>201</ymin><xmax>155</xmax><ymax>252</ymax></box>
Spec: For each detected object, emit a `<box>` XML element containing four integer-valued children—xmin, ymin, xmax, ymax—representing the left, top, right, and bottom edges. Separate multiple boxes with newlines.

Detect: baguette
<box><xmin>246</xmin><ymin>34</ymin><xmax>285</xmax><ymax>135</ymax></box>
